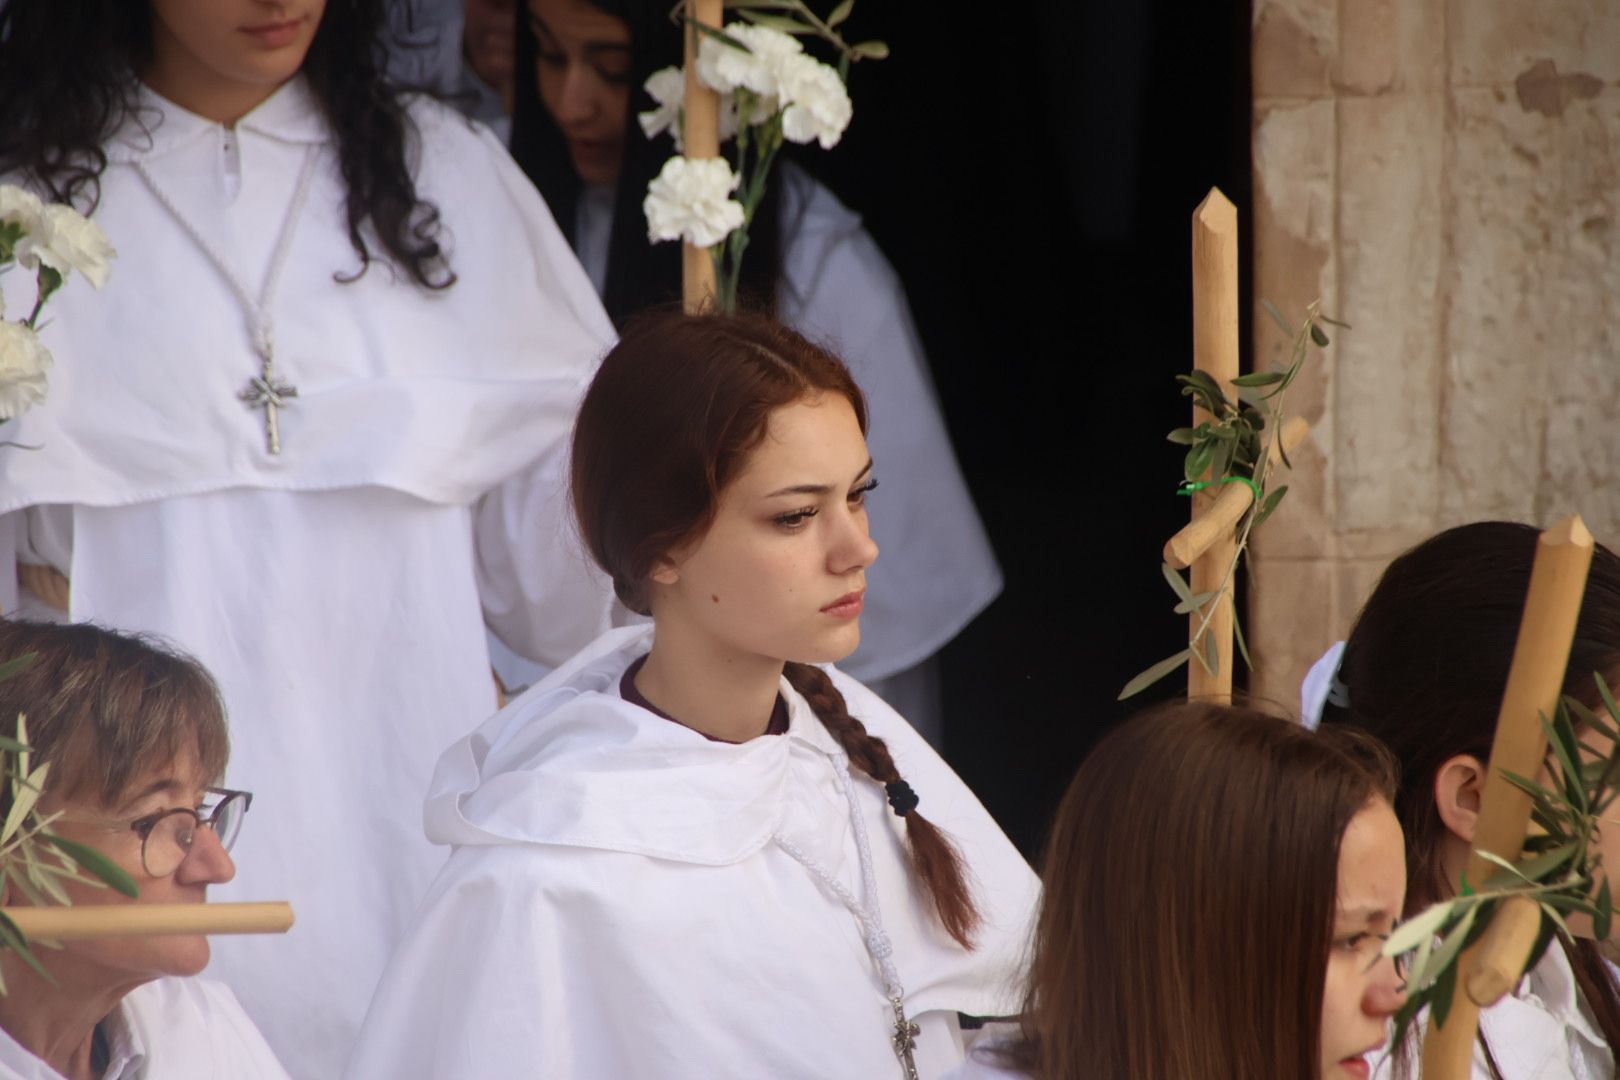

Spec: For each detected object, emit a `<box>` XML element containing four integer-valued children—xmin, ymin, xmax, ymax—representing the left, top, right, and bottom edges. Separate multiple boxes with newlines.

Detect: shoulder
<box><xmin>120</xmin><ymin>977</ymin><xmax>291</xmax><ymax>1077</ymax></box>
<box><xmin>940</xmin><ymin>1037</ymin><xmax>1034</xmax><ymax>1080</ymax></box>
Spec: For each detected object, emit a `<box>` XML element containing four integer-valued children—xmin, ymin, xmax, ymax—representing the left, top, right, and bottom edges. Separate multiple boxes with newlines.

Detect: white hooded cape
<box><xmin>348</xmin><ymin>625</ymin><xmax>1038</xmax><ymax>1079</ymax></box>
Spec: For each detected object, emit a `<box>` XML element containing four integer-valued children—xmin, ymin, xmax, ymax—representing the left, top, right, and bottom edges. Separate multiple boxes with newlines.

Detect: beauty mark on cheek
<box><xmin>711</xmin><ymin>594</ymin><xmax>720</xmax><ymax>604</ymax></box>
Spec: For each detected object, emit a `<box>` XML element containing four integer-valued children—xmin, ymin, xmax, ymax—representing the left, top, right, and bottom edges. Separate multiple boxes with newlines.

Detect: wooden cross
<box><xmin>1421</xmin><ymin>514</ymin><xmax>1594</xmax><ymax>1079</ymax></box>
<box><xmin>681</xmin><ymin>0</ymin><xmax>723</xmax><ymax>312</ymax></box>
<box><xmin>239</xmin><ymin>365</ymin><xmax>298</xmax><ymax>456</ymax></box>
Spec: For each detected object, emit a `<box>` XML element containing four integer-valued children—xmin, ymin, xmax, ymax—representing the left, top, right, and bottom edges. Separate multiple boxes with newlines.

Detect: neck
<box><xmin>0</xmin><ymin>954</ymin><xmax>132</xmax><ymax>1080</ymax></box>
<box><xmin>140</xmin><ymin>69</ymin><xmax>290</xmax><ymax>128</ymax></box>
<box><xmin>636</xmin><ymin>626</ymin><xmax>784</xmax><ymax>743</ymax></box>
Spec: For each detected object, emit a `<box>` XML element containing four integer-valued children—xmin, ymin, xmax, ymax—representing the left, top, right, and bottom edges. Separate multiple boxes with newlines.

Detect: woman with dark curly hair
<box><xmin>0</xmin><ymin>1</ymin><xmax>617</xmax><ymax>1073</ymax></box>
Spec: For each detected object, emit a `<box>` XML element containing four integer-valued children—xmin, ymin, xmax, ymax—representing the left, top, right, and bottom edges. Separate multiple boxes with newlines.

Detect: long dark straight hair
<box><xmin>1004</xmin><ymin>702</ymin><xmax>1397</xmax><ymax>1079</ymax></box>
<box><xmin>570</xmin><ymin>308</ymin><xmax>979</xmax><ymax>948</ymax></box>
<box><xmin>1322</xmin><ymin>520</ymin><xmax>1620</xmax><ymax>1069</ymax></box>
<box><xmin>508</xmin><ymin>0</ymin><xmax>781</xmax><ymax>326</ymax></box>
<box><xmin>0</xmin><ymin>0</ymin><xmax>453</xmax><ymax>290</ymax></box>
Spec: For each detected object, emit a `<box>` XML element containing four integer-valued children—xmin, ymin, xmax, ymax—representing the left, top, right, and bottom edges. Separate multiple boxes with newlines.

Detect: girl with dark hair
<box><xmin>496</xmin><ymin>0</ymin><xmax>1000</xmax><ymax>742</ymax></box>
<box><xmin>0</xmin><ymin>619</ymin><xmax>288</xmax><ymax>1078</ymax></box>
<box><xmin>1315</xmin><ymin>521</ymin><xmax>1620</xmax><ymax>1079</ymax></box>
<box><xmin>349</xmin><ymin>310</ymin><xmax>1037</xmax><ymax>1079</ymax></box>
<box><xmin>0</xmin><ymin>1</ymin><xmax>616</xmax><ymax>1073</ymax></box>
<box><xmin>948</xmin><ymin>703</ymin><xmax>1407</xmax><ymax>1080</ymax></box>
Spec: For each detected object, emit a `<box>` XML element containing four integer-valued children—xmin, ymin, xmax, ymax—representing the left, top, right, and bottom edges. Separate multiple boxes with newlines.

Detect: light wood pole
<box><xmin>3</xmin><ymin>900</ymin><xmax>294</xmax><ymax>941</ymax></box>
<box><xmin>1421</xmin><ymin>514</ymin><xmax>1594</xmax><ymax>1079</ymax></box>
<box><xmin>681</xmin><ymin>0</ymin><xmax>723</xmax><ymax>312</ymax></box>
<box><xmin>1187</xmin><ymin>188</ymin><xmax>1240</xmax><ymax>702</ymax></box>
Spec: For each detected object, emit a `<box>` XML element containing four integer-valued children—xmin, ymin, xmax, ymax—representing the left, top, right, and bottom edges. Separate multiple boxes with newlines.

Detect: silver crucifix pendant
<box><xmin>239</xmin><ymin>367</ymin><xmax>298</xmax><ymax>455</ymax></box>
<box><xmin>889</xmin><ymin>997</ymin><xmax>921</xmax><ymax>1080</ymax></box>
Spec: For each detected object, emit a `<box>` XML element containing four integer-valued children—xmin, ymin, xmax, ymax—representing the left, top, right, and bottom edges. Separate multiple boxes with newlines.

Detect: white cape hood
<box><xmin>351</xmin><ymin>626</ymin><xmax>1038</xmax><ymax>1079</ymax></box>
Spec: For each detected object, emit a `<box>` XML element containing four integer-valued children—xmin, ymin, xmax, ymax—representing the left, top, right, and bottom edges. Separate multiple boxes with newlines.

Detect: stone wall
<box><xmin>1248</xmin><ymin>0</ymin><xmax>1620</xmax><ymax>710</ymax></box>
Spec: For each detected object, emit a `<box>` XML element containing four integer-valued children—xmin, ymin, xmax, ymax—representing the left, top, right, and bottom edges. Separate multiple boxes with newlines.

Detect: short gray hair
<box><xmin>0</xmin><ymin>620</ymin><xmax>229</xmax><ymax>811</ymax></box>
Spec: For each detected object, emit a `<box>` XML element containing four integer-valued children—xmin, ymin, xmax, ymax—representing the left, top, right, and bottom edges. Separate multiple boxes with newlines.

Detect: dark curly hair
<box><xmin>0</xmin><ymin>0</ymin><xmax>454</xmax><ymax>290</ymax></box>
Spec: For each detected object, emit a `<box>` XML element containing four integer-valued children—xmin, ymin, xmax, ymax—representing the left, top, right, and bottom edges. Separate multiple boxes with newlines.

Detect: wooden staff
<box><xmin>1187</xmin><ymin>188</ymin><xmax>1239</xmax><ymax>702</ymax></box>
<box><xmin>1422</xmin><ymin>513</ymin><xmax>1594</xmax><ymax>1080</ymax></box>
<box><xmin>681</xmin><ymin>0</ymin><xmax>723</xmax><ymax>312</ymax></box>
<box><xmin>4</xmin><ymin>901</ymin><xmax>294</xmax><ymax>941</ymax></box>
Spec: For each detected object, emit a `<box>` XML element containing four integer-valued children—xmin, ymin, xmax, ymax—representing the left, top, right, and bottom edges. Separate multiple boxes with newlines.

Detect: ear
<box><xmin>647</xmin><ymin>555</ymin><xmax>680</xmax><ymax>587</ymax></box>
<box><xmin>1433</xmin><ymin>754</ymin><xmax>1487</xmax><ymax>844</ymax></box>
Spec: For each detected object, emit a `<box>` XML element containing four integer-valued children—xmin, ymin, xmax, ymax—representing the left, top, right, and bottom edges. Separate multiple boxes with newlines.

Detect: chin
<box><xmin>160</xmin><ymin>936</ymin><xmax>213</xmax><ymax>978</ymax></box>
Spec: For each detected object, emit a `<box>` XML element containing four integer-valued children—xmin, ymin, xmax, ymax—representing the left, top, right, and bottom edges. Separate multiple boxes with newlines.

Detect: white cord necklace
<box><xmin>774</xmin><ymin>753</ymin><xmax>922</xmax><ymax>1080</ymax></box>
<box><xmin>133</xmin><ymin>143</ymin><xmax>320</xmax><ymax>455</ymax></box>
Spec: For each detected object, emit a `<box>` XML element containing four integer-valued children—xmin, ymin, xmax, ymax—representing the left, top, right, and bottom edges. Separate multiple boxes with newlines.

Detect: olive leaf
<box><xmin>1120</xmin><ymin>299</ymin><xmax>1339</xmax><ymax>698</ymax></box>
<box><xmin>1385</xmin><ymin>685</ymin><xmax>1620</xmax><ymax>1039</ymax></box>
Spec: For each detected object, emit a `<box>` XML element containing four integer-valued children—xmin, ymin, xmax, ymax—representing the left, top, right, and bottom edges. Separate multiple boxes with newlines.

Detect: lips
<box><xmin>820</xmin><ymin>589</ymin><xmax>865</xmax><ymax>618</ymax></box>
<box><xmin>241</xmin><ymin>17</ymin><xmax>306</xmax><ymax>48</ymax></box>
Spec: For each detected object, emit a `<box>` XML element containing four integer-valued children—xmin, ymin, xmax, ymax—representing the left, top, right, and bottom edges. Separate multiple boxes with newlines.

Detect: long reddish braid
<box><xmin>784</xmin><ymin>662</ymin><xmax>981</xmax><ymax>949</ymax></box>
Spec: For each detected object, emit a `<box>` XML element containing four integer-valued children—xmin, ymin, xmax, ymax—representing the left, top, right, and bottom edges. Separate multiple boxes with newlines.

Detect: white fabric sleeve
<box><xmin>474</xmin><ymin>436</ymin><xmax>618</xmax><ymax>669</ymax></box>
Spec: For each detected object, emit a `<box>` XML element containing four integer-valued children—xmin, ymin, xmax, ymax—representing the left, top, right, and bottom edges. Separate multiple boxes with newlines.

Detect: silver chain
<box><xmin>132</xmin><ymin>143</ymin><xmax>320</xmax><ymax>453</ymax></box>
<box><xmin>775</xmin><ymin>754</ymin><xmax>922</xmax><ymax>1080</ymax></box>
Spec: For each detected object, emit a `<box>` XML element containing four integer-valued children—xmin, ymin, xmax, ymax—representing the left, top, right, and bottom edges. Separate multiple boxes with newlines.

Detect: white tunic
<box><xmin>347</xmin><ymin>625</ymin><xmax>1039</xmax><ymax>1079</ymax></box>
<box><xmin>573</xmin><ymin>164</ymin><xmax>1003</xmax><ymax>686</ymax></box>
<box><xmin>0</xmin><ymin>79</ymin><xmax>617</xmax><ymax>1078</ymax></box>
<box><xmin>1373</xmin><ymin>944</ymin><xmax>1613</xmax><ymax>1079</ymax></box>
<box><xmin>0</xmin><ymin>977</ymin><xmax>290</xmax><ymax>1080</ymax></box>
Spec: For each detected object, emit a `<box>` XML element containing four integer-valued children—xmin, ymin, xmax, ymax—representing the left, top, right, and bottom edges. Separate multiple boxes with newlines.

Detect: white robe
<box><xmin>0</xmin><ymin>976</ymin><xmax>289</xmax><ymax>1080</ymax></box>
<box><xmin>1373</xmin><ymin>944</ymin><xmax>1613</xmax><ymax>1079</ymax></box>
<box><xmin>572</xmin><ymin>164</ymin><xmax>1003</xmax><ymax>688</ymax></box>
<box><xmin>0</xmin><ymin>79</ymin><xmax>617</xmax><ymax>1078</ymax></box>
<box><xmin>347</xmin><ymin>625</ymin><xmax>1039</xmax><ymax>1079</ymax></box>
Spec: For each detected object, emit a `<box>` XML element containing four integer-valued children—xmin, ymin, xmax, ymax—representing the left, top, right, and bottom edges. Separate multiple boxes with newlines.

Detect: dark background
<box><xmin>807</xmin><ymin>0</ymin><xmax>1255</xmax><ymax>857</ymax></box>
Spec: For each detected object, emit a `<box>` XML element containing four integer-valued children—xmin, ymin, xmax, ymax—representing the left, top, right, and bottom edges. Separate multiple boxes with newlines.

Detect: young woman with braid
<box><xmin>350</xmin><ymin>310</ymin><xmax>1038</xmax><ymax>1079</ymax></box>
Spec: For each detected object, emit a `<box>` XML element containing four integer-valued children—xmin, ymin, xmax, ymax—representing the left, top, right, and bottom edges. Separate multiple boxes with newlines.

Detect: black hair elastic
<box><xmin>885</xmin><ymin>780</ymin><xmax>919</xmax><ymax>816</ymax></box>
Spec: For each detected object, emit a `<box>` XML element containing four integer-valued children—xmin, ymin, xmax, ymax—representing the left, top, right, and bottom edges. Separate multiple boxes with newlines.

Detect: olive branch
<box><xmin>0</xmin><ymin>653</ymin><xmax>138</xmax><ymax>993</ymax></box>
<box><xmin>1382</xmin><ymin>674</ymin><xmax>1620</xmax><ymax>1043</ymax></box>
<box><xmin>1118</xmin><ymin>300</ymin><xmax>1344</xmax><ymax>699</ymax></box>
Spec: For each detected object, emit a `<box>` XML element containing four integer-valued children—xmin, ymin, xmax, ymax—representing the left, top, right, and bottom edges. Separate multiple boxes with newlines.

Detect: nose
<box><xmin>552</xmin><ymin>64</ymin><xmax>600</xmax><ymax>126</ymax></box>
<box><xmin>175</xmin><ymin>824</ymin><xmax>237</xmax><ymax>887</ymax></box>
<box><xmin>1364</xmin><ymin>956</ymin><xmax>1407</xmax><ymax>1019</ymax></box>
<box><xmin>829</xmin><ymin>505</ymin><xmax>879</xmax><ymax>574</ymax></box>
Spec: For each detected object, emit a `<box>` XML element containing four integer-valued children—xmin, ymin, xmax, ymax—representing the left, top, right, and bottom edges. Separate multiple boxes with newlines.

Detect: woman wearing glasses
<box><xmin>0</xmin><ymin>620</ymin><xmax>288</xmax><ymax>1080</ymax></box>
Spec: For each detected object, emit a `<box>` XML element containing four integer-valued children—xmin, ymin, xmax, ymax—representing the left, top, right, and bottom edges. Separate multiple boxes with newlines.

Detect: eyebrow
<box><xmin>1335</xmin><ymin>904</ymin><xmax>1395</xmax><ymax>923</ymax></box>
<box><xmin>763</xmin><ymin>460</ymin><xmax>874</xmax><ymax>499</ymax></box>
<box><xmin>116</xmin><ymin>777</ymin><xmax>187</xmax><ymax>815</ymax></box>
<box><xmin>529</xmin><ymin>16</ymin><xmax>631</xmax><ymax>54</ymax></box>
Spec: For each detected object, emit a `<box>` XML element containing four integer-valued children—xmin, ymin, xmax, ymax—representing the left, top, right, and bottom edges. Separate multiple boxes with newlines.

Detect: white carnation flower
<box><xmin>778</xmin><ymin>54</ymin><xmax>852</xmax><ymax>149</ymax></box>
<box><xmin>641</xmin><ymin>67</ymin><xmax>745</xmax><ymax>151</ymax></box>
<box><xmin>643</xmin><ymin>156</ymin><xmax>745</xmax><ymax>248</ymax></box>
<box><xmin>696</xmin><ymin>24</ymin><xmax>802</xmax><ymax>98</ymax></box>
<box><xmin>0</xmin><ymin>185</ymin><xmax>45</xmax><ymax>239</ymax></box>
<box><xmin>23</xmin><ymin>203</ymin><xmax>117</xmax><ymax>289</ymax></box>
<box><xmin>639</xmin><ymin>66</ymin><xmax>686</xmax><ymax>143</ymax></box>
<box><xmin>0</xmin><ymin>320</ymin><xmax>52</xmax><ymax>421</ymax></box>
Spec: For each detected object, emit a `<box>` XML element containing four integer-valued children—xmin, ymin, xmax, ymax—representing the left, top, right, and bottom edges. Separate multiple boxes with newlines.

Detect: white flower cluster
<box><xmin>643</xmin><ymin>157</ymin><xmax>746</xmax><ymax>248</ymax></box>
<box><xmin>0</xmin><ymin>185</ymin><xmax>116</xmax><ymax>421</ymax></box>
<box><xmin>640</xmin><ymin>24</ymin><xmax>854</xmax><ymax>152</ymax></box>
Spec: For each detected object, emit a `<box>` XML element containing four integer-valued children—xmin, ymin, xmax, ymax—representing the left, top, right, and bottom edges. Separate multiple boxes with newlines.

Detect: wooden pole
<box><xmin>681</xmin><ymin>0</ymin><xmax>723</xmax><ymax>312</ymax></box>
<box><xmin>4</xmin><ymin>901</ymin><xmax>294</xmax><ymax>941</ymax></box>
<box><xmin>1421</xmin><ymin>513</ymin><xmax>1594</xmax><ymax>1080</ymax></box>
<box><xmin>1187</xmin><ymin>188</ymin><xmax>1240</xmax><ymax>702</ymax></box>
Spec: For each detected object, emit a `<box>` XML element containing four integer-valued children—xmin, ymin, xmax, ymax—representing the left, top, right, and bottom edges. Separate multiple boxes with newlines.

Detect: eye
<box><xmin>536</xmin><ymin>48</ymin><xmax>567</xmax><ymax>70</ymax></box>
<box><xmin>772</xmin><ymin>507</ymin><xmax>819</xmax><ymax>530</ymax></box>
<box><xmin>1335</xmin><ymin>932</ymin><xmax>1369</xmax><ymax>952</ymax></box>
<box><xmin>848</xmin><ymin>478</ymin><xmax>878</xmax><ymax>508</ymax></box>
